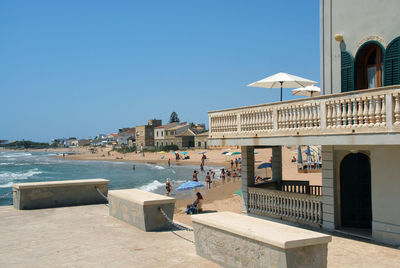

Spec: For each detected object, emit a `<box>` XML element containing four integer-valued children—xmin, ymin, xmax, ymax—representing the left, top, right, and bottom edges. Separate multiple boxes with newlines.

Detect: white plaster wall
<box><xmin>371</xmin><ymin>146</ymin><xmax>400</xmax><ymax>246</ymax></box>
<box><xmin>321</xmin><ymin>0</ymin><xmax>400</xmax><ymax>94</ymax></box>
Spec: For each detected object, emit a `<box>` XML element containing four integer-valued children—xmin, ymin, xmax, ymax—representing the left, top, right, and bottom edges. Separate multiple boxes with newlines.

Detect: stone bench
<box><xmin>192</xmin><ymin>212</ymin><xmax>332</xmax><ymax>268</ymax></box>
<box><xmin>108</xmin><ymin>189</ymin><xmax>176</xmax><ymax>232</ymax></box>
<box><xmin>13</xmin><ymin>179</ymin><xmax>109</xmax><ymax>210</ymax></box>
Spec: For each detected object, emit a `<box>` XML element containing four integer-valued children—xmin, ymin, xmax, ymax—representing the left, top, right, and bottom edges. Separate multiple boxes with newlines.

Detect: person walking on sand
<box><xmin>232</xmin><ymin>170</ymin><xmax>237</xmax><ymax>182</ymax></box>
<box><xmin>168</xmin><ymin>158</ymin><xmax>171</xmax><ymax>168</ymax></box>
<box><xmin>193</xmin><ymin>170</ymin><xmax>198</xmax><ymax>182</ymax></box>
<box><xmin>165</xmin><ymin>179</ymin><xmax>172</xmax><ymax>196</ymax></box>
<box><xmin>235</xmin><ymin>158</ymin><xmax>239</xmax><ymax>169</ymax></box>
<box><xmin>230</xmin><ymin>159</ymin><xmax>234</xmax><ymax>169</ymax></box>
<box><xmin>206</xmin><ymin>172</ymin><xmax>211</xmax><ymax>189</ymax></box>
<box><xmin>220</xmin><ymin>168</ymin><xmax>226</xmax><ymax>184</ymax></box>
<box><xmin>200</xmin><ymin>163</ymin><xmax>204</xmax><ymax>172</ymax></box>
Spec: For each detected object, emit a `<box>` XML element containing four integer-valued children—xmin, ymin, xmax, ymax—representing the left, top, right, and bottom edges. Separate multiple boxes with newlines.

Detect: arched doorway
<box><xmin>340</xmin><ymin>152</ymin><xmax>372</xmax><ymax>229</ymax></box>
<box><xmin>355</xmin><ymin>42</ymin><xmax>384</xmax><ymax>90</ymax></box>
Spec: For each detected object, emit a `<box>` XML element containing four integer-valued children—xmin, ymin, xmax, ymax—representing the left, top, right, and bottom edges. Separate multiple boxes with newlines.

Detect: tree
<box><xmin>169</xmin><ymin>111</ymin><xmax>180</xmax><ymax>123</ymax></box>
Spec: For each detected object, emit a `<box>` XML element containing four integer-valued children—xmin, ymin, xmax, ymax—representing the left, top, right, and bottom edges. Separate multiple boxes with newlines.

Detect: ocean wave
<box><xmin>0</xmin><ymin>152</ymin><xmax>32</xmax><ymax>158</ymax></box>
<box><xmin>145</xmin><ymin>163</ymin><xmax>165</xmax><ymax>170</ymax></box>
<box><xmin>139</xmin><ymin>180</ymin><xmax>164</xmax><ymax>192</ymax></box>
<box><xmin>0</xmin><ymin>168</ymin><xmax>42</xmax><ymax>181</ymax></box>
<box><xmin>0</xmin><ymin>182</ymin><xmax>13</xmax><ymax>188</ymax></box>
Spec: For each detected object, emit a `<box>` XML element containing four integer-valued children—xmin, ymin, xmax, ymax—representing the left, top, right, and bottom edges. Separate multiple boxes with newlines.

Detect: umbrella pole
<box><xmin>280</xmin><ymin>81</ymin><xmax>283</xmax><ymax>101</ymax></box>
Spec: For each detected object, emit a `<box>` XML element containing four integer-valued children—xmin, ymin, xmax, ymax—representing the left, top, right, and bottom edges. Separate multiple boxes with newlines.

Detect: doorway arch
<box><xmin>340</xmin><ymin>152</ymin><xmax>372</xmax><ymax>229</ymax></box>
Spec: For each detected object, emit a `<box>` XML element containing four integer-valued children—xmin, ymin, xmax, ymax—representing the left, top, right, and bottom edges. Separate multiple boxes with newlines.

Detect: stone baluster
<box><xmin>363</xmin><ymin>97</ymin><xmax>369</xmax><ymax>126</ymax></box>
<box><xmin>326</xmin><ymin>102</ymin><xmax>332</xmax><ymax>128</ymax></box>
<box><xmin>394</xmin><ymin>93</ymin><xmax>400</xmax><ymax>126</ymax></box>
<box><xmin>336</xmin><ymin>100</ymin><xmax>342</xmax><ymax>127</ymax></box>
<box><xmin>298</xmin><ymin>106</ymin><xmax>304</xmax><ymax>128</ymax></box>
<box><xmin>358</xmin><ymin>98</ymin><xmax>364</xmax><ymax>126</ymax></box>
<box><xmin>375</xmin><ymin>95</ymin><xmax>382</xmax><ymax>126</ymax></box>
<box><xmin>292</xmin><ymin>107</ymin><xmax>297</xmax><ymax>129</ymax></box>
<box><xmin>352</xmin><ymin>99</ymin><xmax>358</xmax><ymax>126</ymax></box>
<box><xmin>368</xmin><ymin>97</ymin><xmax>375</xmax><ymax>127</ymax></box>
<box><xmin>305</xmin><ymin>105</ymin><xmax>311</xmax><ymax>129</ymax></box>
<box><xmin>282</xmin><ymin>108</ymin><xmax>288</xmax><ymax>130</ymax></box>
<box><xmin>346</xmin><ymin>100</ymin><xmax>352</xmax><ymax>127</ymax></box>
<box><xmin>331</xmin><ymin>101</ymin><xmax>337</xmax><ymax>128</ymax></box>
<box><xmin>381</xmin><ymin>95</ymin><xmax>386</xmax><ymax>126</ymax></box>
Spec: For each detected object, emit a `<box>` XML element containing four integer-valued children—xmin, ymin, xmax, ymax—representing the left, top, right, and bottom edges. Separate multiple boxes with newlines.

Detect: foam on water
<box><xmin>0</xmin><ymin>168</ymin><xmax>42</xmax><ymax>181</ymax></box>
<box><xmin>139</xmin><ymin>180</ymin><xmax>165</xmax><ymax>191</ymax></box>
<box><xmin>0</xmin><ymin>182</ymin><xmax>13</xmax><ymax>188</ymax></box>
<box><xmin>0</xmin><ymin>152</ymin><xmax>32</xmax><ymax>158</ymax></box>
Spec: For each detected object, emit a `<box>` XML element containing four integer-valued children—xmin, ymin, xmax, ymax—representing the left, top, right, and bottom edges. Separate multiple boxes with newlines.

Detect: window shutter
<box><xmin>384</xmin><ymin>37</ymin><xmax>400</xmax><ymax>86</ymax></box>
<box><xmin>341</xmin><ymin>51</ymin><xmax>354</xmax><ymax>92</ymax></box>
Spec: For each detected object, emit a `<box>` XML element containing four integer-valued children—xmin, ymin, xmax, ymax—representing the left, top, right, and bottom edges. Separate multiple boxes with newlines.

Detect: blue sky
<box><xmin>0</xmin><ymin>0</ymin><xmax>319</xmax><ymax>142</ymax></box>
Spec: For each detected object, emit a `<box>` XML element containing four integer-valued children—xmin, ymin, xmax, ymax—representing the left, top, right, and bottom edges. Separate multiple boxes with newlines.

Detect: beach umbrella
<box><xmin>231</xmin><ymin>152</ymin><xmax>241</xmax><ymax>155</ymax></box>
<box><xmin>181</xmin><ymin>152</ymin><xmax>188</xmax><ymax>155</ymax></box>
<box><xmin>225</xmin><ymin>152</ymin><xmax>233</xmax><ymax>156</ymax></box>
<box><xmin>257</xmin><ymin>162</ymin><xmax>272</xmax><ymax>169</ymax></box>
<box><xmin>291</xmin><ymin>85</ymin><xmax>321</xmax><ymax>97</ymax></box>
<box><xmin>198</xmin><ymin>151</ymin><xmax>206</xmax><ymax>154</ymax></box>
<box><xmin>177</xmin><ymin>181</ymin><xmax>205</xmax><ymax>191</ymax></box>
<box><xmin>221</xmin><ymin>151</ymin><xmax>229</xmax><ymax>155</ymax></box>
<box><xmin>254</xmin><ymin>151</ymin><xmax>259</xmax><ymax>154</ymax></box>
<box><xmin>248</xmin><ymin>72</ymin><xmax>317</xmax><ymax>101</ymax></box>
<box><xmin>158</xmin><ymin>151</ymin><xmax>166</xmax><ymax>154</ymax></box>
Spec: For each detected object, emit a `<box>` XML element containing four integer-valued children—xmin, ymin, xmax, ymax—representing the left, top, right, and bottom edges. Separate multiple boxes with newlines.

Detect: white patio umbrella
<box><xmin>247</xmin><ymin>72</ymin><xmax>317</xmax><ymax>101</ymax></box>
<box><xmin>291</xmin><ymin>85</ymin><xmax>321</xmax><ymax>97</ymax></box>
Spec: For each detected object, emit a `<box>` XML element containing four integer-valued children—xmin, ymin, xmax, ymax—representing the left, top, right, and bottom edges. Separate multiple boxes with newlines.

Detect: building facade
<box><xmin>136</xmin><ymin>119</ymin><xmax>162</xmax><ymax>150</ymax></box>
<box><xmin>195</xmin><ymin>131</ymin><xmax>208</xmax><ymax>149</ymax></box>
<box><xmin>154</xmin><ymin>122</ymin><xmax>181</xmax><ymax>150</ymax></box>
<box><xmin>207</xmin><ymin>0</ymin><xmax>400</xmax><ymax>246</ymax></box>
<box><xmin>117</xmin><ymin>127</ymin><xmax>136</xmax><ymax>146</ymax></box>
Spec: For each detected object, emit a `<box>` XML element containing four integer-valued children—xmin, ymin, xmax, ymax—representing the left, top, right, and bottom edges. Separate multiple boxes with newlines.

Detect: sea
<box><xmin>0</xmin><ymin>151</ymin><xmax>222</xmax><ymax>206</ymax></box>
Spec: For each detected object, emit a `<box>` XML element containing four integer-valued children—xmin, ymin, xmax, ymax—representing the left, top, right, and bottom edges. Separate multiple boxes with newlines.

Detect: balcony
<box><xmin>208</xmin><ymin>86</ymin><xmax>400</xmax><ymax>146</ymax></box>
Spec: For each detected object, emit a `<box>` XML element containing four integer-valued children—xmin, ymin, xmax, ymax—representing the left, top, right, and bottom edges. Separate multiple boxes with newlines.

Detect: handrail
<box><xmin>209</xmin><ymin>86</ymin><xmax>400</xmax><ymax>138</ymax></box>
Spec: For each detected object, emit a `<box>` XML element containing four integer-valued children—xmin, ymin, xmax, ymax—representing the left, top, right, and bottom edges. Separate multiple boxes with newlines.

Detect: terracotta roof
<box><xmin>169</xmin><ymin>124</ymin><xmax>189</xmax><ymax>131</ymax></box>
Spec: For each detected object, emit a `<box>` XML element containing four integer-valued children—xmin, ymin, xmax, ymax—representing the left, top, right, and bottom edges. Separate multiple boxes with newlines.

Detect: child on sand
<box><xmin>193</xmin><ymin>170</ymin><xmax>198</xmax><ymax>182</ymax></box>
<box><xmin>220</xmin><ymin>168</ymin><xmax>226</xmax><ymax>184</ymax></box>
<box><xmin>206</xmin><ymin>172</ymin><xmax>211</xmax><ymax>189</ymax></box>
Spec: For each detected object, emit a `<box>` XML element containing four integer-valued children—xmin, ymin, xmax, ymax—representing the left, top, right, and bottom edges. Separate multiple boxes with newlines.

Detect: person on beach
<box><xmin>165</xmin><ymin>179</ymin><xmax>171</xmax><ymax>196</ymax></box>
<box><xmin>201</xmin><ymin>154</ymin><xmax>206</xmax><ymax>165</ymax></box>
<box><xmin>168</xmin><ymin>158</ymin><xmax>171</xmax><ymax>168</ymax></box>
<box><xmin>232</xmin><ymin>170</ymin><xmax>237</xmax><ymax>182</ymax></box>
<box><xmin>235</xmin><ymin>158</ymin><xmax>239</xmax><ymax>169</ymax></box>
<box><xmin>230</xmin><ymin>159</ymin><xmax>234</xmax><ymax>169</ymax></box>
<box><xmin>206</xmin><ymin>172</ymin><xmax>211</xmax><ymax>189</ymax></box>
<box><xmin>210</xmin><ymin>169</ymin><xmax>215</xmax><ymax>179</ymax></box>
<box><xmin>132</xmin><ymin>164</ymin><xmax>135</xmax><ymax>170</ymax></box>
<box><xmin>200</xmin><ymin>163</ymin><xmax>204</xmax><ymax>172</ymax></box>
<box><xmin>193</xmin><ymin>170</ymin><xmax>198</xmax><ymax>182</ymax></box>
<box><xmin>185</xmin><ymin>192</ymin><xmax>203</xmax><ymax>214</ymax></box>
<box><xmin>226</xmin><ymin>169</ymin><xmax>231</xmax><ymax>182</ymax></box>
<box><xmin>220</xmin><ymin>168</ymin><xmax>226</xmax><ymax>184</ymax></box>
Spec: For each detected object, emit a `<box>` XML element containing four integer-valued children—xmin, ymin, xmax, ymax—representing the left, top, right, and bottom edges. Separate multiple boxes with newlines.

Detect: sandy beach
<box><xmin>60</xmin><ymin>146</ymin><xmax>322</xmax><ymax>226</ymax></box>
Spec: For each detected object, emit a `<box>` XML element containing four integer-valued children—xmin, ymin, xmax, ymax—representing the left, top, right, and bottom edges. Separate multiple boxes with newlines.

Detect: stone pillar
<box><xmin>321</xmin><ymin>145</ymin><xmax>335</xmax><ymax>231</ymax></box>
<box><xmin>272</xmin><ymin>146</ymin><xmax>282</xmax><ymax>184</ymax></box>
<box><xmin>241</xmin><ymin>146</ymin><xmax>254</xmax><ymax>214</ymax></box>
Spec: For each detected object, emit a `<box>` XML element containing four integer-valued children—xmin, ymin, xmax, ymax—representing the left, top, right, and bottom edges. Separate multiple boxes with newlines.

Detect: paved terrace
<box><xmin>0</xmin><ymin>204</ymin><xmax>399</xmax><ymax>267</ymax></box>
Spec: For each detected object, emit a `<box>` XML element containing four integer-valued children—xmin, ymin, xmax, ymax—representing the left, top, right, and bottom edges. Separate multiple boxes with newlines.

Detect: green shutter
<box><xmin>384</xmin><ymin>37</ymin><xmax>400</xmax><ymax>86</ymax></box>
<box><xmin>341</xmin><ymin>51</ymin><xmax>354</xmax><ymax>92</ymax></box>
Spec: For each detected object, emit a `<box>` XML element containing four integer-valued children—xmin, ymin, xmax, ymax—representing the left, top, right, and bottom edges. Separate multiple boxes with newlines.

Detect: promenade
<box><xmin>0</xmin><ymin>204</ymin><xmax>399</xmax><ymax>267</ymax></box>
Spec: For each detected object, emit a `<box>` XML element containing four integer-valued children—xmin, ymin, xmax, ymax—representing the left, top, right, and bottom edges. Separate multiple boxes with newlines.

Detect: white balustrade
<box><xmin>209</xmin><ymin>86</ymin><xmax>400</xmax><ymax>137</ymax></box>
<box><xmin>248</xmin><ymin>187</ymin><xmax>322</xmax><ymax>227</ymax></box>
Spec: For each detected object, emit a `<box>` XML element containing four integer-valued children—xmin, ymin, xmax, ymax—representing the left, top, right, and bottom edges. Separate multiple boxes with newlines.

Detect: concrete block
<box><xmin>322</xmin><ymin>178</ymin><xmax>333</xmax><ymax>188</ymax></box>
<box><xmin>192</xmin><ymin>212</ymin><xmax>331</xmax><ymax>268</ymax></box>
<box><xmin>322</xmin><ymin>195</ymin><xmax>334</xmax><ymax>205</ymax></box>
<box><xmin>322</xmin><ymin>187</ymin><xmax>334</xmax><ymax>197</ymax></box>
<box><xmin>322</xmin><ymin>169</ymin><xmax>334</xmax><ymax>180</ymax></box>
<box><xmin>109</xmin><ymin>189</ymin><xmax>176</xmax><ymax>232</ymax></box>
<box><xmin>12</xmin><ymin>179</ymin><xmax>109</xmax><ymax>210</ymax></box>
<box><xmin>323</xmin><ymin>212</ymin><xmax>335</xmax><ymax>223</ymax></box>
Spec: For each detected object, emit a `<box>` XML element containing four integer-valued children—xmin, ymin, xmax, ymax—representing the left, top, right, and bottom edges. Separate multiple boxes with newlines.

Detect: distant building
<box><xmin>136</xmin><ymin>119</ymin><xmax>162</xmax><ymax>150</ymax></box>
<box><xmin>78</xmin><ymin>139</ymin><xmax>91</xmax><ymax>147</ymax></box>
<box><xmin>194</xmin><ymin>131</ymin><xmax>208</xmax><ymax>149</ymax></box>
<box><xmin>174</xmin><ymin>128</ymin><xmax>196</xmax><ymax>148</ymax></box>
<box><xmin>154</xmin><ymin>122</ymin><xmax>184</xmax><ymax>150</ymax></box>
<box><xmin>117</xmin><ymin>127</ymin><xmax>136</xmax><ymax>146</ymax></box>
<box><xmin>163</xmin><ymin>124</ymin><xmax>191</xmax><ymax>148</ymax></box>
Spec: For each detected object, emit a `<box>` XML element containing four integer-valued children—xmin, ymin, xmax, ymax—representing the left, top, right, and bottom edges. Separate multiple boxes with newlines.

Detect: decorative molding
<box><xmin>354</xmin><ymin>36</ymin><xmax>387</xmax><ymax>55</ymax></box>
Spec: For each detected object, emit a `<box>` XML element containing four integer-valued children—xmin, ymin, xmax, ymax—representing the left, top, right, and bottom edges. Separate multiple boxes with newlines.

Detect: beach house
<box><xmin>117</xmin><ymin>127</ymin><xmax>136</xmax><ymax>147</ymax></box>
<box><xmin>154</xmin><ymin>122</ymin><xmax>182</xmax><ymax>150</ymax></box>
<box><xmin>135</xmin><ymin>119</ymin><xmax>162</xmax><ymax>150</ymax></box>
<box><xmin>208</xmin><ymin>0</ymin><xmax>400</xmax><ymax>246</ymax></box>
<box><xmin>195</xmin><ymin>131</ymin><xmax>208</xmax><ymax>149</ymax></box>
